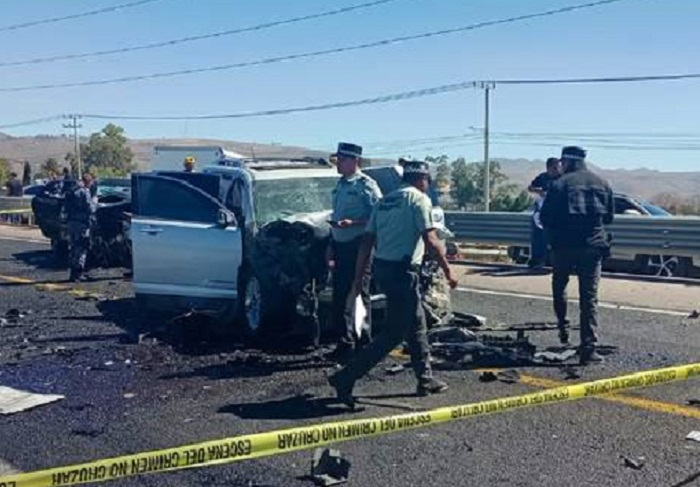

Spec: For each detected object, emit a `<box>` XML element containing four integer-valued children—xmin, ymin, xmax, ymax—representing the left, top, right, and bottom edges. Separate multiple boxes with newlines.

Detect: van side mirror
<box><xmin>217</xmin><ymin>209</ymin><xmax>236</xmax><ymax>227</ymax></box>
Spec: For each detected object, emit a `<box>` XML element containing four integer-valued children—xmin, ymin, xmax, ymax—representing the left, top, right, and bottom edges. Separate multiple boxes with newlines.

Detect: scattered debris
<box><xmin>534</xmin><ymin>349</ymin><xmax>578</xmax><ymax>363</ymax></box>
<box><xmin>479</xmin><ymin>371</ymin><xmax>498</xmax><ymax>383</ymax></box>
<box><xmin>428</xmin><ymin>326</ymin><xmax>477</xmax><ymax>344</ymax></box>
<box><xmin>104</xmin><ymin>361</ymin><xmax>114</xmax><ymax>367</ymax></box>
<box><xmin>560</xmin><ymin>366</ymin><xmax>582</xmax><ymax>380</ymax></box>
<box><xmin>686</xmin><ymin>431</ymin><xmax>700</xmax><ymax>443</ymax></box>
<box><xmin>687</xmin><ymin>310</ymin><xmax>700</xmax><ymax>319</ymax></box>
<box><xmin>621</xmin><ymin>455</ymin><xmax>645</xmax><ymax>470</ymax></box>
<box><xmin>479</xmin><ymin>370</ymin><xmax>520</xmax><ymax>384</ymax></box>
<box><xmin>0</xmin><ymin>386</ymin><xmax>64</xmax><ymax>415</ymax></box>
<box><xmin>71</xmin><ymin>428</ymin><xmax>104</xmax><ymax>438</ymax></box>
<box><xmin>385</xmin><ymin>364</ymin><xmax>406</xmax><ymax>375</ymax></box>
<box><xmin>687</xmin><ymin>399</ymin><xmax>700</xmax><ymax>407</ymax></box>
<box><xmin>123</xmin><ymin>393</ymin><xmax>136</xmax><ymax>399</ymax></box>
<box><xmin>309</xmin><ymin>448</ymin><xmax>350</xmax><ymax>486</ymax></box>
<box><xmin>450</xmin><ymin>311</ymin><xmax>487</xmax><ymax>329</ymax></box>
<box><xmin>497</xmin><ymin>369</ymin><xmax>521</xmax><ymax>384</ymax></box>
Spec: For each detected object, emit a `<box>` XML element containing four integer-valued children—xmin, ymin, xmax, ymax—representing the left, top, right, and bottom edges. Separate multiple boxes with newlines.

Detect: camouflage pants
<box><xmin>68</xmin><ymin>222</ymin><xmax>91</xmax><ymax>273</ymax></box>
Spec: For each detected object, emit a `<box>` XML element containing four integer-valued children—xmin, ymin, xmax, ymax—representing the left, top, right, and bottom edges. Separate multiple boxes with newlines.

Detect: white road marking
<box><xmin>0</xmin><ymin>458</ymin><xmax>18</xmax><ymax>475</ymax></box>
<box><xmin>0</xmin><ymin>236</ymin><xmax>49</xmax><ymax>245</ymax></box>
<box><xmin>455</xmin><ymin>286</ymin><xmax>689</xmax><ymax>317</ymax></box>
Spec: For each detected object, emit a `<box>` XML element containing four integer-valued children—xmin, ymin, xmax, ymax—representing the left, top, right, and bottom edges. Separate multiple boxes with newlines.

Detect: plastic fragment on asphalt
<box><xmin>687</xmin><ymin>399</ymin><xmax>700</xmax><ymax>407</ymax></box>
<box><xmin>621</xmin><ymin>455</ymin><xmax>645</xmax><ymax>470</ymax></box>
<box><xmin>309</xmin><ymin>448</ymin><xmax>350</xmax><ymax>486</ymax></box>
<box><xmin>497</xmin><ymin>369</ymin><xmax>521</xmax><ymax>384</ymax></box>
<box><xmin>0</xmin><ymin>386</ymin><xmax>64</xmax><ymax>415</ymax></box>
<box><xmin>687</xmin><ymin>310</ymin><xmax>699</xmax><ymax>319</ymax></box>
<box><xmin>686</xmin><ymin>431</ymin><xmax>700</xmax><ymax>442</ymax></box>
<box><xmin>534</xmin><ymin>349</ymin><xmax>578</xmax><ymax>363</ymax></box>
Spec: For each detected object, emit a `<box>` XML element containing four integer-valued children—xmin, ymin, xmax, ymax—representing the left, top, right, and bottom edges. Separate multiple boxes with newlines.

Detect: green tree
<box><xmin>449</xmin><ymin>158</ymin><xmax>478</xmax><ymax>209</ymax></box>
<box><xmin>22</xmin><ymin>161</ymin><xmax>32</xmax><ymax>186</ymax></box>
<box><xmin>39</xmin><ymin>157</ymin><xmax>61</xmax><ymax>179</ymax></box>
<box><xmin>0</xmin><ymin>158</ymin><xmax>10</xmax><ymax>186</ymax></box>
<box><xmin>81</xmin><ymin>123</ymin><xmax>135</xmax><ymax>176</ymax></box>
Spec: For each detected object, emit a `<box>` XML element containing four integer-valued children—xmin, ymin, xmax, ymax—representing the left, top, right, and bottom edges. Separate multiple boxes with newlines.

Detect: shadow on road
<box><xmin>220</xmin><ymin>393</ymin><xmax>349</xmax><ymax>420</ymax></box>
<box><xmin>12</xmin><ymin>249</ymin><xmax>61</xmax><ymax>270</ymax></box>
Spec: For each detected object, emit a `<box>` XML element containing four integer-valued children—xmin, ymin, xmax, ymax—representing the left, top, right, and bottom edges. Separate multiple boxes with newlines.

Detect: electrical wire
<box><xmin>0</xmin><ymin>0</ymin><xmax>630</xmax><ymax>92</ymax></box>
<box><xmin>0</xmin><ymin>115</ymin><xmax>63</xmax><ymax>130</ymax></box>
<box><xmin>80</xmin><ymin>81</ymin><xmax>482</xmax><ymax>120</ymax></box>
<box><xmin>0</xmin><ymin>0</ymin><xmax>404</xmax><ymax>67</ymax></box>
<box><xmin>0</xmin><ymin>0</ymin><xmax>170</xmax><ymax>34</ymax></box>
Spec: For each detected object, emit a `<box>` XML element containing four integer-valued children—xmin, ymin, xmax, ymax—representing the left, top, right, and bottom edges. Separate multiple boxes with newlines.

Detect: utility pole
<box><xmin>63</xmin><ymin>114</ymin><xmax>82</xmax><ymax>179</ymax></box>
<box><xmin>479</xmin><ymin>82</ymin><xmax>496</xmax><ymax>212</ymax></box>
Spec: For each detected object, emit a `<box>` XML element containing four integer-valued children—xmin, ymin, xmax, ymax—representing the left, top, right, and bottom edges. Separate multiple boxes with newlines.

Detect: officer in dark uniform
<box><xmin>540</xmin><ymin>146</ymin><xmax>614</xmax><ymax>365</ymax></box>
<box><xmin>326</xmin><ymin>142</ymin><xmax>382</xmax><ymax>361</ymax></box>
<box><xmin>65</xmin><ymin>173</ymin><xmax>96</xmax><ymax>282</ymax></box>
<box><xmin>328</xmin><ymin>160</ymin><xmax>458</xmax><ymax>408</ymax></box>
<box><xmin>527</xmin><ymin>157</ymin><xmax>562</xmax><ymax>269</ymax></box>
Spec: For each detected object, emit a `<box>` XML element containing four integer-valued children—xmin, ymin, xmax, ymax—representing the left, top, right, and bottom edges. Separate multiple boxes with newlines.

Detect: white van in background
<box><xmin>150</xmin><ymin>145</ymin><xmax>246</xmax><ymax>172</ymax></box>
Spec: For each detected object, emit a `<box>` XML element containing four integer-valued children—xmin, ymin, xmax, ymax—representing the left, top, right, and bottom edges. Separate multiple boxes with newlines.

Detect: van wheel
<box><xmin>237</xmin><ymin>269</ymin><xmax>264</xmax><ymax>340</ymax></box>
<box><xmin>636</xmin><ymin>254</ymin><xmax>691</xmax><ymax>278</ymax></box>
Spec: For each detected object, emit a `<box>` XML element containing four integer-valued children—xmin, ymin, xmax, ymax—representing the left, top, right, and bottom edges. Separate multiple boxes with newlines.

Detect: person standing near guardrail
<box><xmin>326</xmin><ymin>142</ymin><xmax>382</xmax><ymax>363</ymax></box>
<box><xmin>328</xmin><ymin>160</ymin><xmax>458</xmax><ymax>409</ymax></box>
<box><xmin>5</xmin><ymin>172</ymin><xmax>24</xmax><ymax>197</ymax></box>
<box><xmin>65</xmin><ymin>173</ymin><xmax>96</xmax><ymax>282</ymax></box>
<box><xmin>540</xmin><ymin>146</ymin><xmax>614</xmax><ymax>365</ymax></box>
<box><xmin>527</xmin><ymin>157</ymin><xmax>562</xmax><ymax>270</ymax></box>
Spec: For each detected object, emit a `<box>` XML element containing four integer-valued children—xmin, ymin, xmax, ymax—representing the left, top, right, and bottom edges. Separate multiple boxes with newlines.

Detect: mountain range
<box><xmin>1</xmin><ymin>132</ymin><xmax>696</xmax><ymax>201</ymax></box>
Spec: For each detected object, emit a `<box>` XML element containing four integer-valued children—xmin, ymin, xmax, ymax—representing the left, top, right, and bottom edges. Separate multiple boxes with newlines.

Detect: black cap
<box><xmin>402</xmin><ymin>160</ymin><xmax>430</xmax><ymax>177</ymax></box>
<box><xmin>561</xmin><ymin>146</ymin><xmax>587</xmax><ymax>161</ymax></box>
<box><xmin>333</xmin><ymin>142</ymin><xmax>362</xmax><ymax>159</ymax></box>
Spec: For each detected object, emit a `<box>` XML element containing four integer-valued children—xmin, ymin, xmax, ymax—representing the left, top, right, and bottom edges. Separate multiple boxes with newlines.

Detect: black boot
<box><xmin>580</xmin><ymin>348</ymin><xmax>604</xmax><ymax>365</ymax></box>
<box><xmin>328</xmin><ymin>374</ymin><xmax>356</xmax><ymax>410</ymax></box>
<box><xmin>417</xmin><ymin>377</ymin><xmax>449</xmax><ymax>396</ymax></box>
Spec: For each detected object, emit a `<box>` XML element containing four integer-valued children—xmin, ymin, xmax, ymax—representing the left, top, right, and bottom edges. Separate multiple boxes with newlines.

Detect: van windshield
<box><xmin>254</xmin><ymin>177</ymin><xmax>336</xmax><ymax>224</ymax></box>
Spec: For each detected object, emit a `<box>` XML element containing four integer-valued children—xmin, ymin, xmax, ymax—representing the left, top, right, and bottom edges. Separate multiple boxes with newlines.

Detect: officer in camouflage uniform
<box><xmin>326</xmin><ymin>142</ymin><xmax>382</xmax><ymax>361</ymax></box>
<box><xmin>66</xmin><ymin>173</ymin><xmax>96</xmax><ymax>282</ymax></box>
<box><xmin>540</xmin><ymin>146</ymin><xmax>614</xmax><ymax>365</ymax></box>
<box><xmin>328</xmin><ymin>160</ymin><xmax>458</xmax><ymax>408</ymax></box>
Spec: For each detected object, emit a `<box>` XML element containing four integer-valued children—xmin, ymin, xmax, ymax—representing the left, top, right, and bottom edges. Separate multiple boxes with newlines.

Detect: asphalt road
<box><xmin>0</xmin><ymin>237</ymin><xmax>699</xmax><ymax>487</ymax></box>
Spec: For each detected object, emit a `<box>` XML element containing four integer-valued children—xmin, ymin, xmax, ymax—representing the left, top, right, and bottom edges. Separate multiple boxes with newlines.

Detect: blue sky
<box><xmin>1</xmin><ymin>0</ymin><xmax>699</xmax><ymax>170</ymax></box>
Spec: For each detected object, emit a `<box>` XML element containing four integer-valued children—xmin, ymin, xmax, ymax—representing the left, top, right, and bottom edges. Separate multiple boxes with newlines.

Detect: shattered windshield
<box><xmin>254</xmin><ymin>176</ymin><xmax>336</xmax><ymax>224</ymax></box>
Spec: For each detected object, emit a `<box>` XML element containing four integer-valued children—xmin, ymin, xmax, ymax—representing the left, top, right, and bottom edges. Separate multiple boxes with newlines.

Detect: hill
<box><xmin>1</xmin><ymin>132</ymin><xmax>697</xmax><ymax>201</ymax></box>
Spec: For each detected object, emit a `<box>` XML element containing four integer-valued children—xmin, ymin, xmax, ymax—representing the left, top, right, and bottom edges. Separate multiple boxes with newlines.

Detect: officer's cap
<box><xmin>333</xmin><ymin>142</ymin><xmax>362</xmax><ymax>159</ymax></box>
<box><xmin>402</xmin><ymin>160</ymin><xmax>430</xmax><ymax>177</ymax></box>
<box><xmin>561</xmin><ymin>146</ymin><xmax>587</xmax><ymax>161</ymax></box>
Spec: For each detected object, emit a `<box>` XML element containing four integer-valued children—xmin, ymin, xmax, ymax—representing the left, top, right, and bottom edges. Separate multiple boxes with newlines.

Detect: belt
<box><xmin>374</xmin><ymin>258</ymin><xmax>420</xmax><ymax>272</ymax></box>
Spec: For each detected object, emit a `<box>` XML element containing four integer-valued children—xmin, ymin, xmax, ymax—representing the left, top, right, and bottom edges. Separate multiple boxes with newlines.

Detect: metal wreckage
<box><xmin>31</xmin><ymin>179</ymin><xmax>132</xmax><ymax>269</ymax></box>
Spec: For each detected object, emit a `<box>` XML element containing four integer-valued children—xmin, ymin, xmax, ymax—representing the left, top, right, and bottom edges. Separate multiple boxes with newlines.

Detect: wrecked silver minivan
<box><xmin>130</xmin><ymin>158</ymin><xmax>452</xmax><ymax>344</ymax></box>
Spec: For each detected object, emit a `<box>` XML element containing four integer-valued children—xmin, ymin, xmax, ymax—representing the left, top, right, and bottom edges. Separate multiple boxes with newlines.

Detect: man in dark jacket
<box><xmin>540</xmin><ymin>146</ymin><xmax>614</xmax><ymax>365</ymax></box>
<box><xmin>5</xmin><ymin>173</ymin><xmax>23</xmax><ymax>197</ymax></box>
<box><xmin>65</xmin><ymin>173</ymin><xmax>96</xmax><ymax>282</ymax></box>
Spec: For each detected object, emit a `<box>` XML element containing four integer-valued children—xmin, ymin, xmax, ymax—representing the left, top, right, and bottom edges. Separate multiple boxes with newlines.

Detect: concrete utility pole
<box><xmin>63</xmin><ymin>114</ymin><xmax>83</xmax><ymax>179</ymax></box>
<box><xmin>479</xmin><ymin>82</ymin><xmax>496</xmax><ymax>212</ymax></box>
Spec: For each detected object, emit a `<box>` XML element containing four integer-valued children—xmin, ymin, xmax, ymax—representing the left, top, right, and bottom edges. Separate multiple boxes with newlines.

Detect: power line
<box><xmin>0</xmin><ymin>0</ymin><xmax>403</xmax><ymax>67</ymax></box>
<box><xmin>0</xmin><ymin>0</ymin><xmax>170</xmax><ymax>34</ymax></box>
<box><xmin>0</xmin><ymin>115</ymin><xmax>62</xmax><ymax>130</ymax></box>
<box><xmin>496</xmin><ymin>73</ymin><xmax>700</xmax><ymax>85</ymax></box>
<box><xmin>81</xmin><ymin>81</ymin><xmax>483</xmax><ymax>120</ymax></box>
<box><xmin>0</xmin><ymin>0</ymin><xmax>631</xmax><ymax>92</ymax></box>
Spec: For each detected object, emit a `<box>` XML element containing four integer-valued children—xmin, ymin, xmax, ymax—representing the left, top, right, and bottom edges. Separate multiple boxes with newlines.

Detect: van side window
<box><xmin>135</xmin><ymin>177</ymin><xmax>220</xmax><ymax>223</ymax></box>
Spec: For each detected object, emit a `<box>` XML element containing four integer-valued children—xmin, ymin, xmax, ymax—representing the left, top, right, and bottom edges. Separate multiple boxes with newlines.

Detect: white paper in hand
<box><xmin>354</xmin><ymin>296</ymin><xmax>367</xmax><ymax>338</ymax></box>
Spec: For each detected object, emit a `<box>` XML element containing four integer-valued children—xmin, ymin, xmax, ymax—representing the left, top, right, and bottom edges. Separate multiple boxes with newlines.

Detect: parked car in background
<box><xmin>507</xmin><ymin>192</ymin><xmax>694</xmax><ymax>277</ymax></box>
<box><xmin>22</xmin><ymin>184</ymin><xmax>46</xmax><ymax>199</ymax></box>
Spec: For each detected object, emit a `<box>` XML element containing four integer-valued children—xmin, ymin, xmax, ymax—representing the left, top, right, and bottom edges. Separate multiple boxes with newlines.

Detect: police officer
<box><xmin>328</xmin><ymin>160</ymin><xmax>458</xmax><ymax>408</ymax></box>
<box><xmin>540</xmin><ymin>146</ymin><xmax>614</xmax><ymax>365</ymax></box>
<box><xmin>184</xmin><ymin>156</ymin><xmax>196</xmax><ymax>172</ymax></box>
<box><xmin>326</xmin><ymin>142</ymin><xmax>382</xmax><ymax>361</ymax></box>
<box><xmin>65</xmin><ymin>173</ymin><xmax>96</xmax><ymax>282</ymax></box>
<box><xmin>527</xmin><ymin>157</ymin><xmax>562</xmax><ymax>269</ymax></box>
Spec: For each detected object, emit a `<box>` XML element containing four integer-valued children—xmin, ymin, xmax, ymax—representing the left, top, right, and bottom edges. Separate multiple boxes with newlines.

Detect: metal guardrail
<box><xmin>0</xmin><ymin>196</ymin><xmax>32</xmax><ymax>212</ymax></box>
<box><xmin>445</xmin><ymin>211</ymin><xmax>700</xmax><ymax>260</ymax></box>
<box><xmin>0</xmin><ymin>197</ymin><xmax>35</xmax><ymax>225</ymax></box>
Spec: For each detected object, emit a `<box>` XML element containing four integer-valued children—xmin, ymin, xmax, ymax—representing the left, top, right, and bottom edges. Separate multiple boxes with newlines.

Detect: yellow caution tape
<box><xmin>1</xmin><ymin>363</ymin><xmax>698</xmax><ymax>487</ymax></box>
